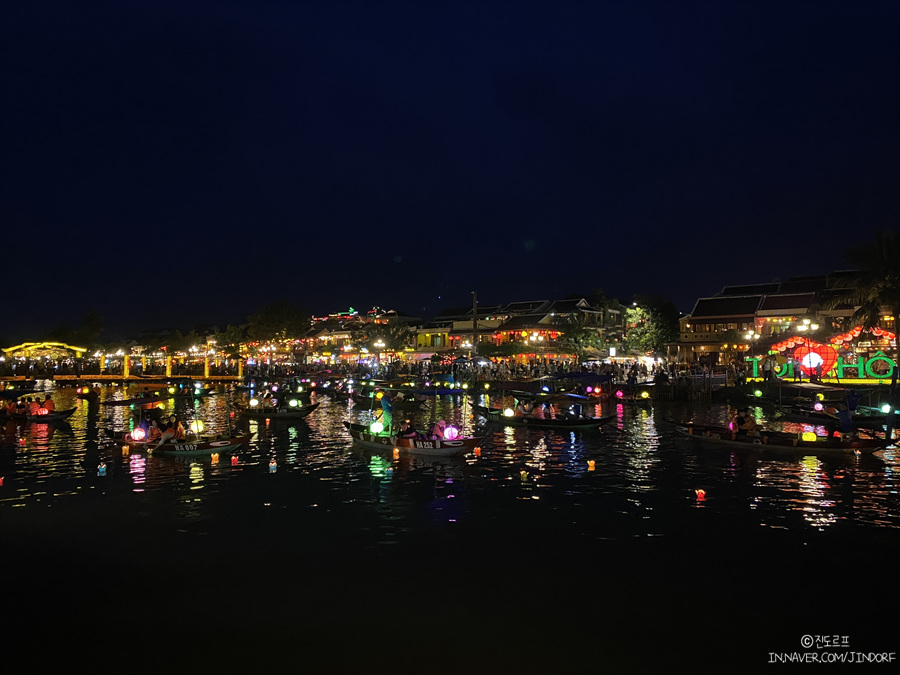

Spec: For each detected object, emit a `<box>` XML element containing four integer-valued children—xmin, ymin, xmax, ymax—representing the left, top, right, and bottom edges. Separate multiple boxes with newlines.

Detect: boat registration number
<box><xmin>175</xmin><ymin>444</ymin><xmax>197</xmax><ymax>451</ymax></box>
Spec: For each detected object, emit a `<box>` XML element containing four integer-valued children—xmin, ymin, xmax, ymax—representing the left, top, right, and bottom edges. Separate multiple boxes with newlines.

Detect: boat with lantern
<box><xmin>343</xmin><ymin>421</ymin><xmax>481</xmax><ymax>457</ymax></box>
<box><xmin>237</xmin><ymin>401</ymin><xmax>320</xmax><ymax>420</ymax></box>
<box><xmin>471</xmin><ymin>403</ymin><xmax>615</xmax><ymax>429</ymax></box>
<box><xmin>25</xmin><ymin>407</ymin><xmax>77</xmax><ymax>423</ymax></box>
<box><xmin>674</xmin><ymin>422</ymin><xmax>885</xmax><ymax>455</ymax></box>
<box><xmin>774</xmin><ymin>402</ymin><xmax>888</xmax><ymax>429</ymax></box>
<box><xmin>112</xmin><ymin>430</ymin><xmax>254</xmax><ymax>456</ymax></box>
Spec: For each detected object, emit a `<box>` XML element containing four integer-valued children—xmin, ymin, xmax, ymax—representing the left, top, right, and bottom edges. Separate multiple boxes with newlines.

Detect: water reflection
<box><xmin>0</xmin><ymin>383</ymin><xmax>896</xmax><ymax>538</ymax></box>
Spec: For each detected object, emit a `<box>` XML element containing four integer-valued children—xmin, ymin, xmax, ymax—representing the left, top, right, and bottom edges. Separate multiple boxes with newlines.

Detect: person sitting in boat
<box><xmin>28</xmin><ymin>397</ymin><xmax>41</xmax><ymax>416</ymax></box>
<box><xmin>429</xmin><ymin>419</ymin><xmax>447</xmax><ymax>440</ymax></box>
<box><xmin>733</xmin><ymin>408</ymin><xmax>748</xmax><ymax>436</ymax></box>
<box><xmin>740</xmin><ymin>411</ymin><xmax>760</xmax><ymax>437</ymax></box>
<box><xmin>147</xmin><ymin>420</ymin><xmax>163</xmax><ymax>443</ymax></box>
<box><xmin>156</xmin><ymin>422</ymin><xmax>177</xmax><ymax>445</ymax></box>
<box><xmin>6</xmin><ymin>399</ymin><xmax>17</xmax><ymax>416</ymax></box>
<box><xmin>15</xmin><ymin>398</ymin><xmax>27</xmax><ymax>416</ymax></box>
<box><xmin>42</xmin><ymin>394</ymin><xmax>55</xmax><ymax>413</ymax></box>
<box><xmin>514</xmin><ymin>400</ymin><xmax>531</xmax><ymax>417</ymax></box>
<box><xmin>398</xmin><ymin>419</ymin><xmax>418</xmax><ymax>439</ymax></box>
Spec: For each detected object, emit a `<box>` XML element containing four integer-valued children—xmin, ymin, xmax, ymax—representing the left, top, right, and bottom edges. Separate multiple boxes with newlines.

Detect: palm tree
<box><xmin>823</xmin><ymin>230</ymin><xmax>900</xmax><ymax>361</ymax></box>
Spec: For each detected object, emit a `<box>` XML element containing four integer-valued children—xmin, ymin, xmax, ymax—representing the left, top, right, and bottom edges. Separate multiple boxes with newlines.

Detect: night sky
<box><xmin>2</xmin><ymin>1</ymin><xmax>898</xmax><ymax>342</ymax></box>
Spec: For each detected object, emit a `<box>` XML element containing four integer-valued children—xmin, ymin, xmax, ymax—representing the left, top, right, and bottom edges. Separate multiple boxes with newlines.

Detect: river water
<box><xmin>2</xmin><ymin>384</ymin><xmax>897</xmax><ymax>672</ymax></box>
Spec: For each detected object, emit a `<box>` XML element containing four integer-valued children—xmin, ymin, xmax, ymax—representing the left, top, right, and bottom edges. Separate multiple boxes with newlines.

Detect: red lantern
<box><xmin>792</xmin><ymin>342</ymin><xmax>838</xmax><ymax>377</ymax></box>
<box><xmin>873</xmin><ymin>328</ymin><xmax>884</xmax><ymax>336</ymax></box>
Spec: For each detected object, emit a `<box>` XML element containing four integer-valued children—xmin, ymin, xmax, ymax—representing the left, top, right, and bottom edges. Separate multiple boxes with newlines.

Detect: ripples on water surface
<box><xmin>2</xmin><ymin>385</ymin><xmax>898</xmax><ymax>671</ymax></box>
<box><xmin>3</xmin><ymin>387</ymin><xmax>896</xmax><ymax>535</ymax></box>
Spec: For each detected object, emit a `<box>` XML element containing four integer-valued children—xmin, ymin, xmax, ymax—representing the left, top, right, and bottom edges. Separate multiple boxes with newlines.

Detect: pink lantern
<box><xmin>131</xmin><ymin>427</ymin><xmax>146</xmax><ymax>441</ymax></box>
<box><xmin>615</xmin><ymin>390</ymin><xmax>624</xmax><ymax>398</ymax></box>
<box><xmin>444</xmin><ymin>425</ymin><xmax>460</xmax><ymax>440</ymax></box>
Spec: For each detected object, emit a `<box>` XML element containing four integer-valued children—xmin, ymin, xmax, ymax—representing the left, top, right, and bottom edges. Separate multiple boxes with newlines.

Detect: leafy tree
<box><xmin>624</xmin><ymin>295</ymin><xmax>680</xmax><ymax>355</ymax></box>
<box><xmin>247</xmin><ymin>301</ymin><xmax>308</xmax><ymax>342</ymax></box>
<box><xmin>214</xmin><ymin>324</ymin><xmax>247</xmax><ymax>357</ymax></box>
<box><xmin>351</xmin><ymin>319</ymin><xmax>415</xmax><ymax>353</ymax></box>
<box><xmin>554</xmin><ymin>312</ymin><xmax>603</xmax><ymax>361</ymax></box>
<box><xmin>823</xmin><ymin>229</ymin><xmax>900</xmax><ymax>361</ymax></box>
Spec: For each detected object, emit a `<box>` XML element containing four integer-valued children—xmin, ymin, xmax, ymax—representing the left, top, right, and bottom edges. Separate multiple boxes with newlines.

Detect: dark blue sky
<box><xmin>2</xmin><ymin>1</ymin><xmax>898</xmax><ymax>341</ymax></box>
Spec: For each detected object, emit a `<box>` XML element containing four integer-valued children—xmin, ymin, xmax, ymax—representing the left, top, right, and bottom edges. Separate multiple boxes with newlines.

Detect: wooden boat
<box><xmin>25</xmin><ymin>407</ymin><xmax>77</xmax><ymax>423</ymax></box>
<box><xmin>343</xmin><ymin>422</ymin><xmax>481</xmax><ymax>457</ymax></box>
<box><xmin>675</xmin><ymin>422</ymin><xmax>885</xmax><ymax>455</ymax></box>
<box><xmin>774</xmin><ymin>404</ymin><xmax>887</xmax><ymax>429</ymax></box>
<box><xmin>472</xmin><ymin>404</ymin><xmax>615</xmax><ymax>429</ymax></box>
<box><xmin>116</xmin><ymin>433</ymin><xmax>254</xmax><ymax>456</ymax></box>
<box><xmin>238</xmin><ymin>402</ymin><xmax>319</xmax><ymax>420</ymax></box>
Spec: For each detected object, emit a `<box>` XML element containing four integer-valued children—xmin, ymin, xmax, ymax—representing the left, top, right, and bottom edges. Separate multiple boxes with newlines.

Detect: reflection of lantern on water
<box><xmin>231</xmin><ymin>455</ymin><xmax>239</xmax><ymax>466</ymax></box>
<box><xmin>587</xmin><ymin>460</ymin><xmax>595</xmax><ymax>471</ymax></box>
<box><xmin>268</xmin><ymin>459</ymin><xmax>277</xmax><ymax>473</ymax></box>
<box><xmin>210</xmin><ymin>453</ymin><xmax>219</xmax><ymax>464</ymax></box>
<box><xmin>695</xmin><ymin>489</ymin><xmax>706</xmax><ymax>501</ymax></box>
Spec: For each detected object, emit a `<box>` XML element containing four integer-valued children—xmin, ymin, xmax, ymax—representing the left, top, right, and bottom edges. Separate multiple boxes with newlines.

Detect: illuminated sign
<box><xmin>745</xmin><ymin>350</ymin><xmax>895</xmax><ymax>379</ymax></box>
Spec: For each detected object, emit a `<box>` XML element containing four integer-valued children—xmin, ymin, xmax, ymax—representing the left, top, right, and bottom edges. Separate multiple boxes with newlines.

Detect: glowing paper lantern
<box><xmin>369</xmin><ymin>421</ymin><xmax>384</xmax><ymax>434</ymax></box>
<box><xmin>269</xmin><ymin>459</ymin><xmax>277</xmax><ymax>473</ymax></box>
<box><xmin>640</xmin><ymin>391</ymin><xmax>649</xmax><ymax>399</ymax></box>
<box><xmin>444</xmin><ymin>425</ymin><xmax>460</xmax><ymax>440</ymax></box>
<box><xmin>754</xmin><ymin>390</ymin><xmax>763</xmax><ymax>397</ymax></box>
<box><xmin>168</xmin><ymin>387</ymin><xmax>176</xmax><ymax>394</ymax></box>
<box><xmin>503</xmin><ymin>408</ymin><xmax>515</xmax><ymax>417</ymax></box>
<box><xmin>289</xmin><ymin>399</ymin><xmax>299</xmax><ymax>407</ymax></box>
<box><xmin>190</xmin><ymin>420</ymin><xmax>204</xmax><ymax>434</ymax></box>
<box><xmin>131</xmin><ymin>427</ymin><xmax>146</xmax><ymax>441</ymax></box>
<box><xmin>816</xmin><ymin>393</ymin><xmax>825</xmax><ymax>401</ymax></box>
<box><xmin>375</xmin><ymin>392</ymin><xmax>384</xmax><ymax>400</ymax></box>
<box><xmin>587</xmin><ymin>460</ymin><xmax>595</xmax><ymax>472</ymax></box>
<box><xmin>801</xmin><ymin>432</ymin><xmax>817</xmax><ymax>442</ymax></box>
<box><xmin>210</xmin><ymin>453</ymin><xmax>219</xmax><ymax>464</ymax></box>
<box><xmin>695</xmin><ymin>489</ymin><xmax>706</xmax><ymax>501</ymax></box>
<box><xmin>615</xmin><ymin>390</ymin><xmax>624</xmax><ymax>398</ymax></box>
<box><xmin>586</xmin><ymin>386</ymin><xmax>593</xmax><ymax>393</ymax></box>
<box><xmin>249</xmin><ymin>398</ymin><xmax>259</xmax><ymax>407</ymax></box>
<box><xmin>814</xmin><ymin>402</ymin><xmax>824</xmax><ymax>411</ymax></box>
<box><xmin>882</xmin><ymin>404</ymin><xmax>892</xmax><ymax>414</ymax></box>
<box><xmin>270</xmin><ymin>385</ymin><xmax>279</xmax><ymax>392</ymax></box>
<box><xmin>231</xmin><ymin>455</ymin><xmax>239</xmax><ymax>466</ymax></box>
<box><xmin>98</xmin><ymin>463</ymin><xmax>107</xmax><ymax>476</ymax></box>
<box><xmin>484</xmin><ymin>383</ymin><xmax>490</xmax><ymax>390</ymax></box>
<box><xmin>474</xmin><ymin>447</ymin><xmax>481</xmax><ymax>456</ymax></box>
